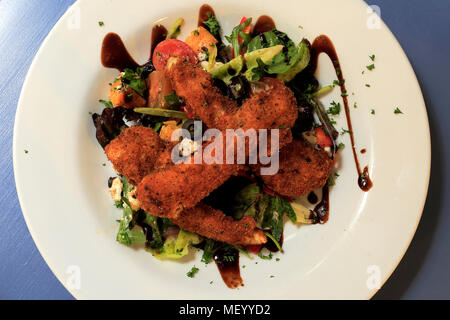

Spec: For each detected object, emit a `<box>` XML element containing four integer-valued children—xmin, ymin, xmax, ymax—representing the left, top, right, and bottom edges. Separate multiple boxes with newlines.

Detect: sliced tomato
<box><xmin>315</xmin><ymin>126</ymin><xmax>333</xmax><ymax>148</ymax></box>
<box><xmin>152</xmin><ymin>39</ymin><xmax>198</xmax><ymax>71</ymax></box>
<box><xmin>238</xmin><ymin>17</ymin><xmax>252</xmax><ymax>45</ymax></box>
<box><xmin>243</xmin><ymin>244</ymin><xmax>262</xmax><ymax>254</ymax></box>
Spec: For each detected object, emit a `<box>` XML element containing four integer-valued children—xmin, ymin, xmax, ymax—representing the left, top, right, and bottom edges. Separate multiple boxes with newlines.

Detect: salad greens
<box><xmin>210</xmin><ymin>45</ymin><xmax>283</xmax><ymax>83</ymax></box>
<box><xmin>167</xmin><ymin>18</ymin><xmax>184</xmax><ymax>39</ymax></box>
<box><xmin>203</xmin><ymin>13</ymin><xmax>221</xmax><ymax>40</ymax></box>
<box><xmin>120</xmin><ymin>68</ymin><xmax>147</xmax><ymax>96</ymax></box>
<box><xmin>247</xmin><ymin>31</ymin><xmax>310</xmax><ymax>81</ymax></box>
<box><xmin>225</xmin><ymin>18</ymin><xmax>253</xmax><ymax>58</ymax></box>
<box><xmin>151</xmin><ymin>229</ymin><xmax>201</xmax><ymax>260</ymax></box>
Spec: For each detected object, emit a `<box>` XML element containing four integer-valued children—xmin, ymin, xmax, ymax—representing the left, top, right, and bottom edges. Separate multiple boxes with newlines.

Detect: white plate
<box><xmin>13</xmin><ymin>0</ymin><xmax>430</xmax><ymax>299</ymax></box>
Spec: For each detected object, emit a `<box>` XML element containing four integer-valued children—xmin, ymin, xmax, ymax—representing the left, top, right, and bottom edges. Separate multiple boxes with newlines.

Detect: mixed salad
<box><xmin>92</xmin><ymin>6</ymin><xmax>346</xmax><ymax>288</ymax></box>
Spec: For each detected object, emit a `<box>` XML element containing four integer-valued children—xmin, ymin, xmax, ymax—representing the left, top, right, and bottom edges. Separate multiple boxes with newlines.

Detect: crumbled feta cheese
<box><xmin>109</xmin><ymin>177</ymin><xmax>123</xmax><ymax>202</ymax></box>
<box><xmin>127</xmin><ymin>188</ymin><xmax>141</xmax><ymax>211</ymax></box>
<box><xmin>198</xmin><ymin>52</ymin><xmax>207</xmax><ymax>62</ymax></box>
<box><xmin>178</xmin><ymin>138</ymin><xmax>200</xmax><ymax>157</ymax></box>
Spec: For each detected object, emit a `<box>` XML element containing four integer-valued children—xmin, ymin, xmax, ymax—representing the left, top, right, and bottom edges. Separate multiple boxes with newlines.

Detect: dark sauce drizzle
<box><xmin>313</xmin><ymin>184</ymin><xmax>329</xmax><ymax>223</ymax></box>
<box><xmin>101</xmin><ymin>25</ymin><xmax>167</xmax><ymax>72</ymax></box>
<box><xmin>252</xmin><ymin>15</ymin><xmax>276</xmax><ymax>36</ymax></box>
<box><xmin>198</xmin><ymin>4</ymin><xmax>216</xmax><ymax>27</ymax></box>
<box><xmin>310</xmin><ymin>35</ymin><xmax>373</xmax><ymax>192</ymax></box>
<box><xmin>101</xmin><ymin>33</ymin><xmax>139</xmax><ymax>71</ymax></box>
<box><xmin>307</xmin><ymin>191</ymin><xmax>318</xmax><ymax>204</ymax></box>
<box><xmin>213</xmin><ymin>248</ymin><xmax>243</xmax><ymax>289</ymax></box>
<box><xmin>151</xmin><ymin>24</ymin><xmax>168</xmax><ymax>57</ymax></box>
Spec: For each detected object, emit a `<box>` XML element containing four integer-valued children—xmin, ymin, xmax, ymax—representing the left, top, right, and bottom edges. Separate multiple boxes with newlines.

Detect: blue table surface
<box><xmin>0</xmin><ymin>0</ymin><xmax>449</xmax><ymax>300</ymax></box>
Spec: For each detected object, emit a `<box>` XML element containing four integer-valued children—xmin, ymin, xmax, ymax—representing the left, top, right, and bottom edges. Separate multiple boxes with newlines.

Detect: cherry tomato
<box><xmin>314</xmin><ymin>126</ymin><xmax>333</xmax><ymax>148</ymax></box>
<box><xmin>152</xmin><ymin>39</ymin><xmax>198</xmax><ymax>71</ymax></box>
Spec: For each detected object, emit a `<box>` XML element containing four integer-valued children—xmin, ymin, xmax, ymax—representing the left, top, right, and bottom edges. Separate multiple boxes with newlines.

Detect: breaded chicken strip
<box><xmin>106</xmin><ymin>126</ymin><xmax>264</xmax><ymax>246</ymax></box>
<box><xmin>258</xmin><ymin>139</ymin><xmax>334</xmax><ymax>197</ymax></box>
<box><xmin>105</xmin><ymin>126</ymin><xmax>165</xmax><ymax>185</ymax></box>
<box><xmin>167</xmin><ymin>59</ymin><xmax>298</xmax><ymax>135</ymax></box>
<box><xmin>137</xmin><ymin>160</ymin><xmax>241</xmax><ymax>218</ymax></box>
<box><xmin>137</xmin><ymin>60</ymin><xmax>299</xmax><ymax>218</ymax></box>
<box><xmin>172</xmin><ymin>203</ymin><xmax>267</xmax><ymax>246</ymax></box>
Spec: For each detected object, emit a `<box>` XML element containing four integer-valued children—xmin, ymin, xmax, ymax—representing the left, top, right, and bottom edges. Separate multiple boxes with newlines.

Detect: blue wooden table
<box><xmin>0</xmin><ymin>0</ymin><xmax>449</xmax><ymax>300</ymax></box>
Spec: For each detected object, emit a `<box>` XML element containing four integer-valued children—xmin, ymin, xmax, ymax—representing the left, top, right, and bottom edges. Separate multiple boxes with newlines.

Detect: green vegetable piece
<box><xmin>243</xmin><ymin>45</ymin><xmax>284</xmax><ymax>81</ymax></box>
<box><xmin>203</xmin><ymin>14</ymin><xmax>221</xmax><ymax>40</ymax></box>
<box><xmin>226</xmin><ymin>18</ymin><xmax>253</xmax><ymax>58</ymax></box>
<box><xmin>210</xmin><ymin>45</ymin><xmax>283</xmax><ymax>83</ymax></box>
<box><xmin>201</xmin><ymin>239</ymin><xmax>216</xmax><ymax>264</ymax></box>
<box><xmin>166</xmin><ymin>18</ymin><xmax>184</xmax><ymax>39</ymax></box>
<box><xmin>121</xmin><ymin>68</ymin><xmax>147</xmax><ymax>96</ymax></box>
<box><xmin>187</xmin><ymin>266</ymin><xmax>199</xmax><ymax>278</ymax></box>
<box><xmin>210</xmin><ymin>55</ymin><xmax>244</xmax><ymax>84</ymax></box>
<box><xmin>164</xmin><ymin>92</ymin><xmax>182</xmax><ymax>110</ymax></box>
<box><xmin>152</xmin><ymin>229</ymin><xmax>202</xmax><ymax>260</ymax></box>
<box><xmin>277</xmin><ymin>41</ymin><xmax>310</xmax><ymax>82</ymax></box>
<box><xmin>116</xmin><ymin>206</ymin><xmax>146</xmax><ymax>246</ymax></box>
<box><xmin>134</xmin><ymin>108</ymin><xmax>188</xmax><ymax>119</ymax></box>
<box><xmin>290</xmin><ymin>202</ymin><xmax>319</xmax><ymax>224</ymax></box>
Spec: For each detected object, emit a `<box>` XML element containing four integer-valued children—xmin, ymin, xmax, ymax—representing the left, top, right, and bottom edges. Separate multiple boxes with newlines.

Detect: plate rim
<box><xmin>12</xmin><ymin>0</ymin><xmax>431</xmax><ymax>300</ymax></box>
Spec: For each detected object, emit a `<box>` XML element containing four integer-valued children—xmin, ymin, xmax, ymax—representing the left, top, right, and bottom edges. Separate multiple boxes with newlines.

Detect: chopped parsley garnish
<box><xmin>121</xmin><ymin>68</ymin><xmax>147</xmax><ymax>96</ymax></box>
<box><xmin>371</xmin><ymin>109</ymin><xmax>375</xmax><ymax>115</ymax></box>
<box><xmin>366</xmin><ymin>64</ymin><xmax>375</xmax><ymax>71</ymax></box>
<box><xmin>353</xmin><ymin>102</ymin><xmax>358</xmax><ymax>109</ymax></box>
<box><xmin>258</xmin><ymin>252</ymin><xmax>273</xmax><ymax>260</ymax></box>
<box><xmin>187</xmin><ymin>266</ymin><xmax>199</xmax><ymax>278</ymax></box>
<box><xmin>327</xmin><ymin>101</ymin><xmax>341</xmax><ymax>115</ymax></box>
<box><xmin>164</xmin><ymin>92</ymin><xmax>182</xmax><ymax>110</ymax></box>
<box><xmin>394</xmin><ymin>107</ymin><xmax>403</xmax><ymax>114</ymax></box>
<box><xmin>328</xmin><ymin>172</ymin><xmax>340</xmax><ymax>186</ymax></box>
<box><xmin>338</xmin><ymin>142</ymin><xmax>345</xmax><ymax>149</ymax></box>
<box><xmin>276</xmin><ymin>258</ymin><xmax>280</xmax><ymax>262</ymax></box>
<box><xmin>203</xmin><ymin>14</ymin><xmax>221</xmax><ymax>39</ymax></box>
<box><xmin>99</xmin><ymin>99</ymin><xmax>113</xmax><ymax>108</ymax></box>
<box><xmin>24</xmin><ymin>150</ymin><xmax>29</xmax><ymax>154</ymax></box>
<box><xmin>193</xmin><ymin>30</ymin><xmax>200</xmax><ymax>36</ymax></box>
<box><xmin>98</xmin><ymin>21</ymin><xmax>104</xmax><ymax>27</ymax></box>
<box><xmin>341</xmin><ymin>128</ymin><xmax>352</xmax><ymax>135</ymax></box>
<box><xmin>370</xmin><ymin>54</ymin><xmax>376</xmax><ymax>61</ymax></box>
<box><xmin>270</xmin><ymin>275</ymin><xmax>275</xmax><ymax>278</ymax></box>
<box><xmin>365</xmin><ymin>84</ymin><xmax>371</xmax><ymax>88</ymax></box>
<box><xmin>223</xmin><ymin>255</ymin><xmax>235</xmax><ymax>262</ymax></box>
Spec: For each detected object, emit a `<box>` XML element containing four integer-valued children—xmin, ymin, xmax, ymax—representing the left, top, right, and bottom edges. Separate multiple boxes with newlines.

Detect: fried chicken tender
<box><xmin>258</xmin><ymin>139</ymin><xmax>334</xmax><ymax>197</ymax></box>
<box><xmin>166</xmin><ymin>58</ymin><xmax>298</xmax><ymax>134</ymax></box>
<box><xmin>172</xmin><ymin>203</ymin><xmax>267</xmax><ymax>246</ymax></box>
<box><xmin>137</xmin><ymin>160</ymin><xmax>241</xmax><ymax>218</ymax></box>
<box><xmin>106</xmin><ymin>126</ymin><xmax>265</xmax><ymax>246</ymax></box>
<box><xmin>105</xmin><ymin>126</ymin><xmax>165</xmax><ymax>185</ymax></box>
<box><xmin>136</xmin><ymin>60</ymin><xmax>299</xmax><ymax>218</ymax></box>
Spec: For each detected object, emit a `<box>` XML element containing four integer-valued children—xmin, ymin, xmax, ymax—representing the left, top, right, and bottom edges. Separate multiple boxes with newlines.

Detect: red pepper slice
<box><xmin>238</xmin><ymin>17</ymin><xmax>252</xmax><ymax>45</ymax></box>
<box><xmin>315</xmin><ymin>126</ymin><xmax>333</xmax><ymax>148</ymax></box>
<box><xmin>243</xmin><ymin>244</ymin><xmax>262</xmax><ymax>254</ymax></box>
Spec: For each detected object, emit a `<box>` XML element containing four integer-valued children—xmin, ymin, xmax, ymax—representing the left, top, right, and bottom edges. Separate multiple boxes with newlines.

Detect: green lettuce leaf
<box><xmin>151</xmin><ymin>229</ymin><xmax>202</xmax><ymax>260</ymax></box>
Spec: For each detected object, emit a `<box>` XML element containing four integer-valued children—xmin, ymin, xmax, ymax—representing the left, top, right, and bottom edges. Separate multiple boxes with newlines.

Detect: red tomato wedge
<box><xmin>314</xmin><ymin>126</ymin><xmax>333</xmax><ymax>148</ymax></box>
<box><xmin>152</xmin><ymin>39</ymin><xmax>198</xmax><ymax>71</ymax></box>
<box><xmin>238</xmin><ymin>17</ymin><xmax>252</xmax><ymax>45</ymax></box>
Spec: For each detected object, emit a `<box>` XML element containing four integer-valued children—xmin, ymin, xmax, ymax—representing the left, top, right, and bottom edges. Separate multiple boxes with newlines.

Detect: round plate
<box><xmin>13</xmin><ymin>0</ymin><xmax>430</xmax><ymax>299</ymax></box>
